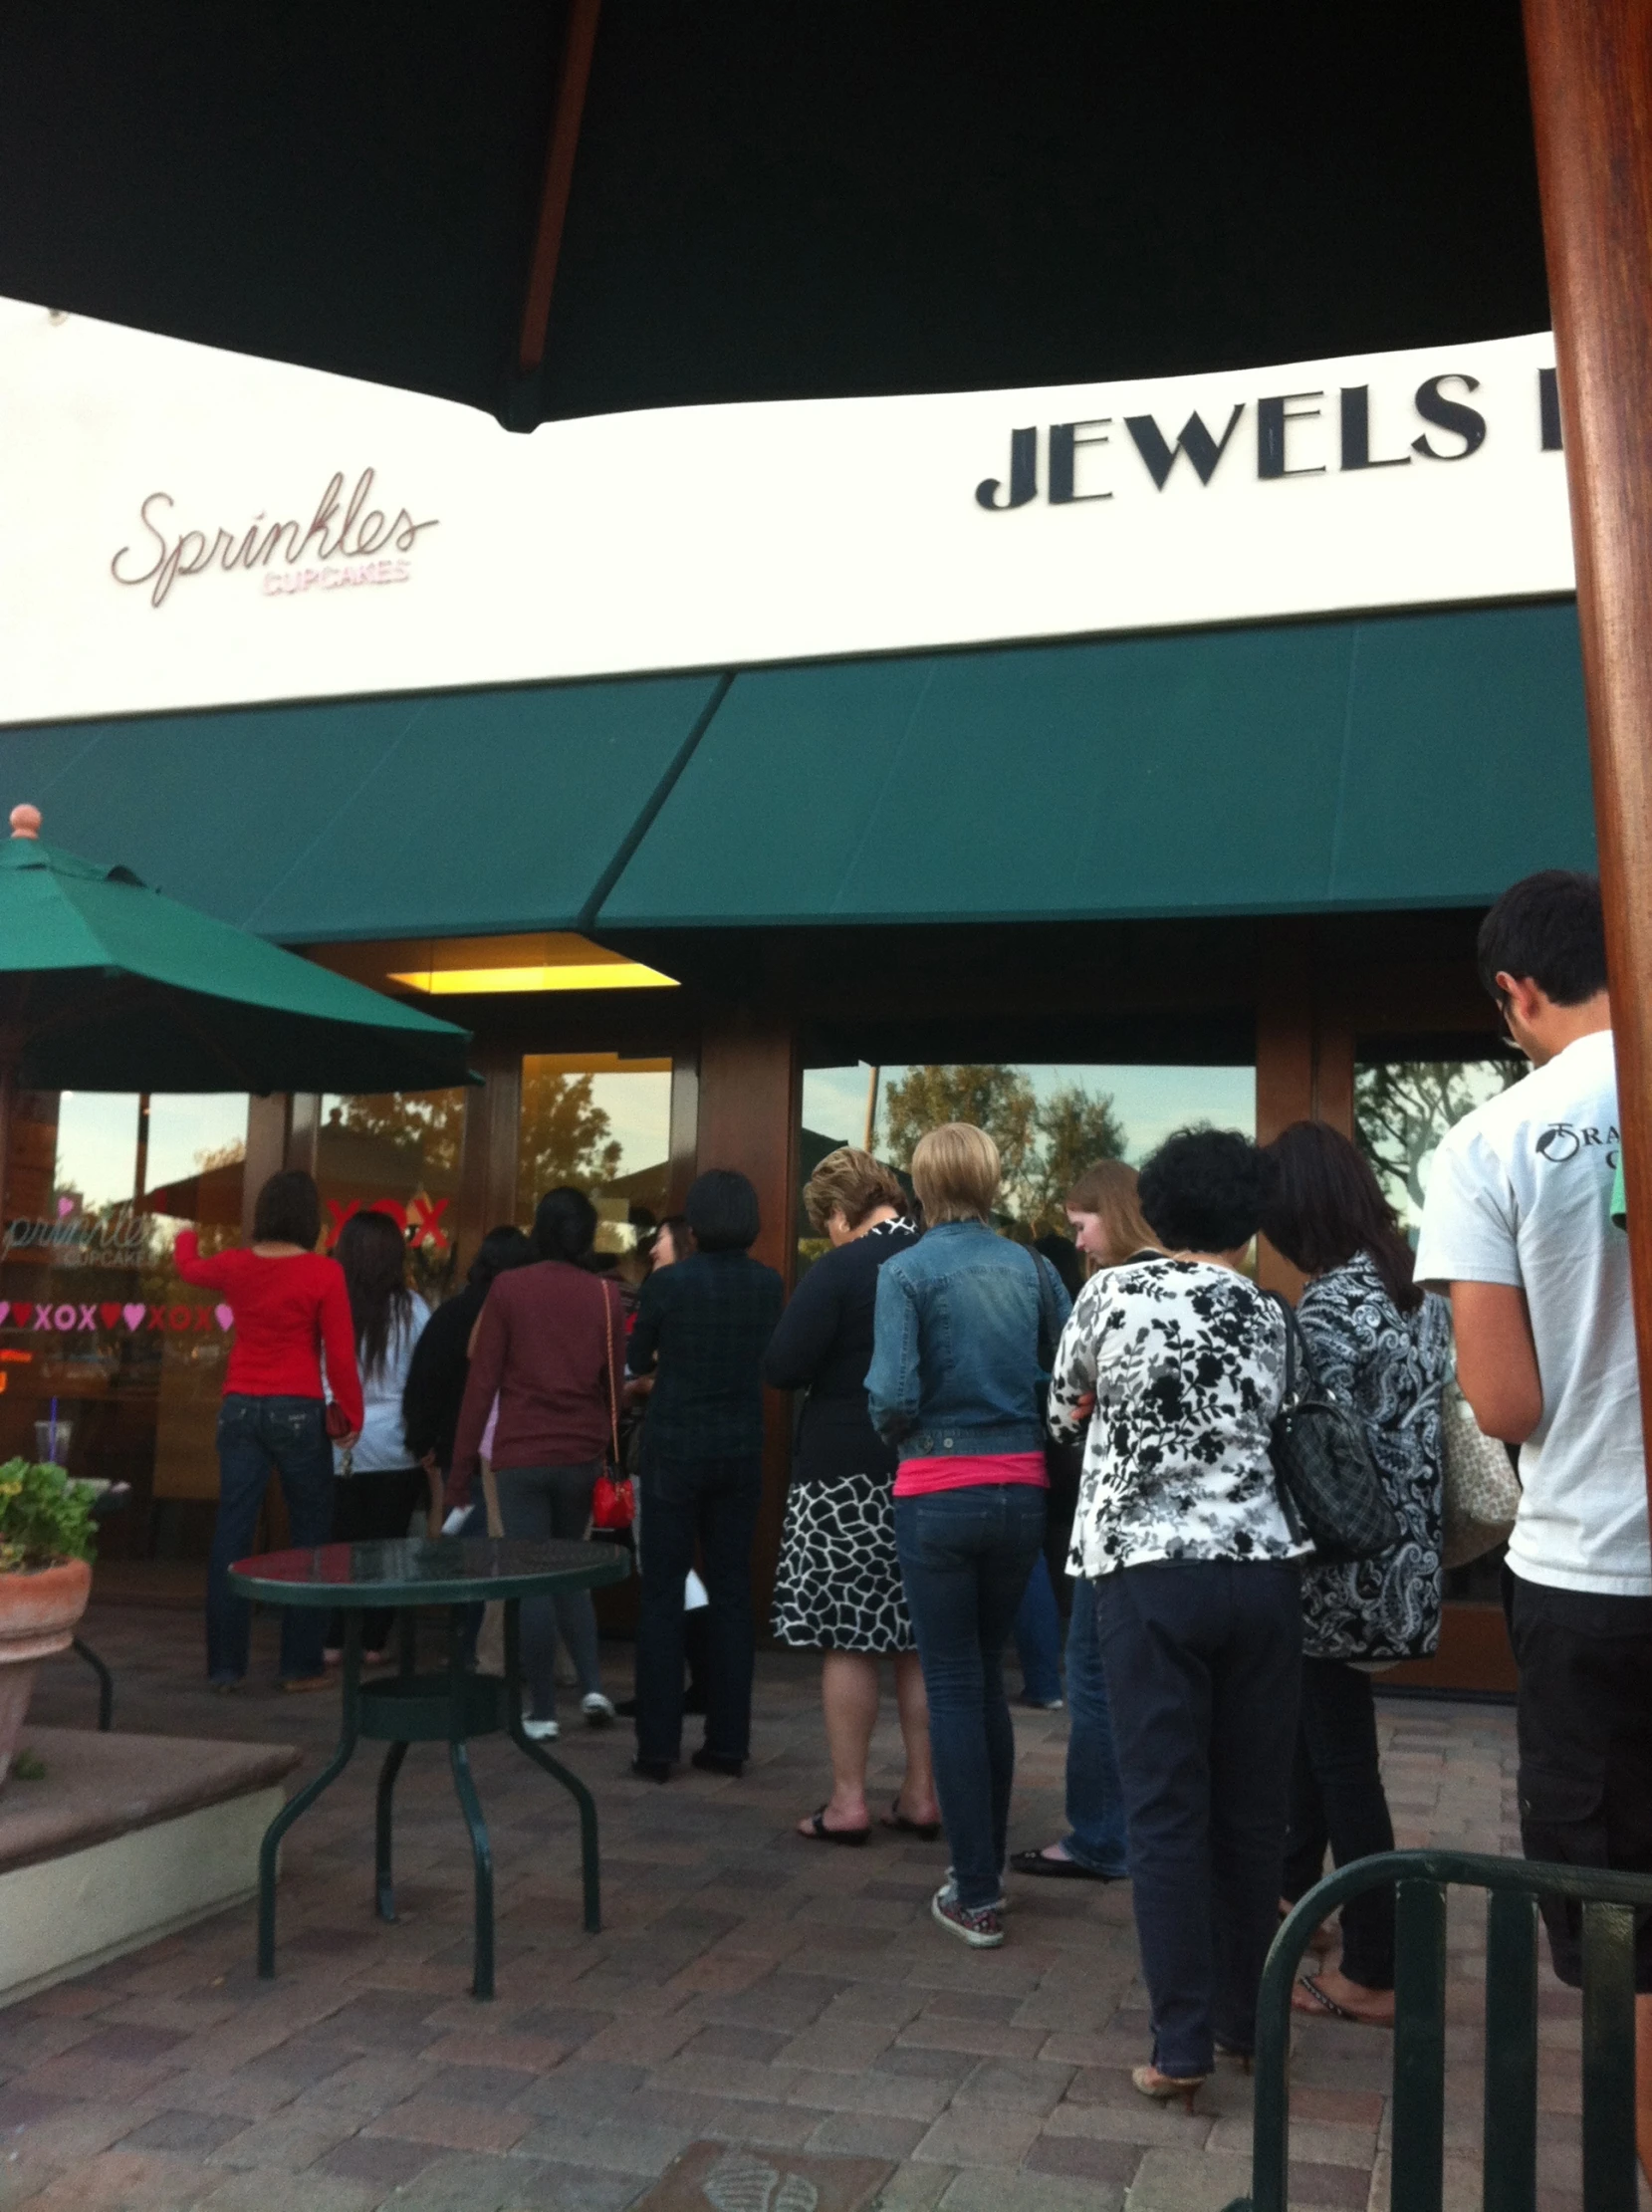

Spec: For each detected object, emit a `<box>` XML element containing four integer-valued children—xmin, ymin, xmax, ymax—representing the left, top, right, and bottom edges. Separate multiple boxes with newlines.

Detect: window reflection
<box><xmin>317</xmin><ymin>1091</ymin><xmax>466</xmax><ymax>1307</ymax></box>
<box><xmin>1353</xmin><ymin>1058</ymin><xmax>1522</xmax><ymax>1241</ymax></box>
<box><xmin>0</xmin><ymin>1090</ymin><xmax>250</xmax><ymax>1546</ymax></box>
<box><xmin>517</xmin><ymin>1054</ymin><xmax>673</xmax><ymax>1286</ymax></box>
<box><xmin>798</xmin><ymin>1061</ymin><xmax>1256</xmax><ymax>1276</ymax></box>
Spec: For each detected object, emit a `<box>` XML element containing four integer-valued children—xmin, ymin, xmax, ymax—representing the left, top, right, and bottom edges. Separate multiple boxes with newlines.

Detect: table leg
<box><xmin>72</xmin><ymin>1637</ymin><xmax>113</xmax><ymax>1731</ymax></box>
<box><xmin>374</xmin><ymin>1741</ymin><xmax>409</xmax><ymax>1922</ymax></box>
<box><xmin>258</xmin><ymin>1613</ymin><xmax>362</xmax><ymax>1979</ymax></box>
<box><xmin>446</xmin><ymin>1607</ymin><xmax>495</xmax><ymax>2000</ymax></box>
<box><xmin>503</xmin><ymin>1598</ymin><xmax>601</xmax><ymax>1934</ymax></box>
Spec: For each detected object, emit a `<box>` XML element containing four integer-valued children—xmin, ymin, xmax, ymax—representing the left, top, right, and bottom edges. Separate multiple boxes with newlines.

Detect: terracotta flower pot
<box><xmin>0</xmin><ymin>1559</ymin><xmax>91</xmax><ymax>1786</ymax></box>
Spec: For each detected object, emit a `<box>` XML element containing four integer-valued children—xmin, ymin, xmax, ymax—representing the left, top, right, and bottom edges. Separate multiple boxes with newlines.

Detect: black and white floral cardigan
<box><xmin>1049</xmin><ymin>1256</ymin><xmax>1306</xmax><ymax>1578</ymax></box>
<box><xmin>1292</xmin><ymin>1251</ymin><xmax>1453</xmax><ymax>1663</ymax></box>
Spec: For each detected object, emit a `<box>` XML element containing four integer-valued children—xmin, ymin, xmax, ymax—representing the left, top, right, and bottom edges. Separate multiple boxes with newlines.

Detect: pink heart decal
<box><xmin>0</xmin><ymin>1303</ymin><xmax>9</xmax><ymax>1327</ymax></box>
<box><xmin>56</xmin><ymin>1195</ymin><xmax>74</xmax><ymax>1219</ymax></box>
<box><xmin>214</xmin><ymin>1304</ymin><xmax>234</xmax><ymax>1333</ymax></box>
<box><xmin>122</xmin><ymin>1304</ymin><xmax>145</xmax><ymax>1332</ymax></box>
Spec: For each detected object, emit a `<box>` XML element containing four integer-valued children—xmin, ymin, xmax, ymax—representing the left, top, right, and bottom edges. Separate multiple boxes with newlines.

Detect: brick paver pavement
<box><xmin>0</xmin><ymin>1599</ymin><xmax>1588</xmax><ymax>2212</ymax></box>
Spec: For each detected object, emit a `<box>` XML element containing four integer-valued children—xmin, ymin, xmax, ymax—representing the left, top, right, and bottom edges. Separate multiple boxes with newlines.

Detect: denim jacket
<box><xmin>865</xmin><ymin>1220</ymin><xmax>1072</xmax><ymax>1460</ymax></box>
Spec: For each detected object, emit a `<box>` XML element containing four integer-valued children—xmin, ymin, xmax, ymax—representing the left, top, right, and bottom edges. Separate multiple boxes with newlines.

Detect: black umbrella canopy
<box><xmin>0</xmin><ymin>0</ymin><xmax>1547</xmax><ymax>431</ymax></box>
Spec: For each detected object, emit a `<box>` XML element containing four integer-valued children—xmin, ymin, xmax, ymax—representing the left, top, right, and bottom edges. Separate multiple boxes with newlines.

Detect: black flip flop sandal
<box><xmin>801</xmin><ymin>1807</ymin><xmax>870</xmax><ymax>1846</ymax></box>
<box><xmin>1008</xmin><ymin>1846</ymin><xmax>1117</xmax><ymax>1881</ymax></box>
<box><xmin>878</xmin><ymin>1798</ymin><xmax>942</xmax><ymax>1841</ymax></box>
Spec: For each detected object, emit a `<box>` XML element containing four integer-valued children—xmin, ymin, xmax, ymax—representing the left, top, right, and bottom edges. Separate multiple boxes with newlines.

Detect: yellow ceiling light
<box><xmin>389</xmin><ymin>933</ymin><xmax>678</xmax><ymax>996</ymax></box>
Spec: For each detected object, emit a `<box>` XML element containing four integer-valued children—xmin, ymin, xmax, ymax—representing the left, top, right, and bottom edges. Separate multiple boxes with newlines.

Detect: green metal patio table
<box><xmin>229</xmin><ymin>1534</ymin><xmax>628</xmax><ymax>2000</ymax></box>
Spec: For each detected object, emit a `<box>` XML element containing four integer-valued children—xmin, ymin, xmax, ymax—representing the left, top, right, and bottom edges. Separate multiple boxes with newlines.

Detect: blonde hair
<box><xmin>910</xmin><ymin>1123</ymin><xmax>1001</xmax><ymax>1225</ymax></box>
<box><xmin>1064</xmin><ymin>1157</ymin><xmax>1159</xmax><ymax>1268</ymax></box>
<box><xmin>805</xmin><ymin>1146</ymin><xmax>907</xmax><ymax>1235</ymax></box>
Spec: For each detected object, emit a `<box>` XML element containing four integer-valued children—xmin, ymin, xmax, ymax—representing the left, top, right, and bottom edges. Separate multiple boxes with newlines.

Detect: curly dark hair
<box><xmin>1136</xmin><ymin>1127</ymin><xmax>1272</xmax><ymax>1254</ymax></box>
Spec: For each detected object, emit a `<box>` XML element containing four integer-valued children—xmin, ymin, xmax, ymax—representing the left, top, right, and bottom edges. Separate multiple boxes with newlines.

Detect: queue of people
<box><xmin>185</xmin><ymin>864</ymin><xmax>1647</xmax><ymax>2141</ymax></box>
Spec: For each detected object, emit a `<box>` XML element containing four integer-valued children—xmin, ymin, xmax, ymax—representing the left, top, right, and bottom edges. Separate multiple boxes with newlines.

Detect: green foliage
<box><xmin>1355</xmin><ymin>1059</ymin><xmax>1523</xmax><ymax>1230</ymax></box>
<box><xmin>879</xmin><ymin>1065</ymin><xmax>1126</xmax><ymax>1235</ymax></box>
<box><xmin>518</xmin><ymin>1069</ymin><xmax>622</xmax><ymax>1203</ymax></box>
<box><xmin>334</xmin><ymin>1089</ymin><xmax>464</xmax><ymax>1178</ymax></box>
<box><xmin>0</xmin><ymin>1461</ymin><xmax>98</xmax><ymax>1574</ymax></box>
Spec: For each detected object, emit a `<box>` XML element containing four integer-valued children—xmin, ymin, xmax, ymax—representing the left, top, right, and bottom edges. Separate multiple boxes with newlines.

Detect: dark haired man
<box><xmin>1416</xmin><ymin>868</ymin><xmax>1652</xmax><ymax>2168</ymax></box>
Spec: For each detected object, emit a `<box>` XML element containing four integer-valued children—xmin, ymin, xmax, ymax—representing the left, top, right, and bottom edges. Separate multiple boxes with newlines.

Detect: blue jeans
<box><xmin>1014</xmin><ymin>1554</ymin><xmax>1064</xmax><ymax>1703</ymax></box>
<box><xmin>1097</xmin><ymin>1560</ymin><xmax>1302</xmax><ymax>2076</ymax></box>
<box><xmin>1062</xmin><ymin>1578</ymin><xmax>1129</xmax><ymax>1876</ymax></box>
<box><xmin>895</xmin><ymin>1484</ymin><xmax>1046</xmax><ymax>1910</ymax></box>
<box><xmin>208</xmin><ymin>1394</ymin><xmax>336</xmax><ymax>1683</ymax></box>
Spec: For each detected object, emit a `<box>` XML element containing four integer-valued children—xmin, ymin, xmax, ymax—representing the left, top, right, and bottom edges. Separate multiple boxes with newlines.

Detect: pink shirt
<box><xmin>893</xmin><ymin>1451</ymin><xmax>1048</xmax><ymax>1499</ymax></box>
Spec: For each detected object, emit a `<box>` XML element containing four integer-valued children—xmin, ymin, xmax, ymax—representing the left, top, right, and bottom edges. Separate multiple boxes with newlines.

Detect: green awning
<box><xmin>598</xmin><ymin>602</ymin><xmax>1593</xmax><ymax>925</ymax></box>
<box><xmin>0</xmin><ymin>603</ymin><xmax>1591</xmax><ymax>940</ymax></box>
<box><xmin>0</xmin><ymin>674</ymin><xmax>725</xmax><ymax>940</ymax></box>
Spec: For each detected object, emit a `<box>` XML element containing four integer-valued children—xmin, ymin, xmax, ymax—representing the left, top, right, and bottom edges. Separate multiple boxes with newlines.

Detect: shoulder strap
<box><xmin>1264</xmin><ymin>1288</ymin><xmax>1300</xmax><ymax>1400</ymax></box>
<box><xmin>594</xmin><ymin>1277</ymin><xmax>621</xmax><ymax>1466</ymax></box>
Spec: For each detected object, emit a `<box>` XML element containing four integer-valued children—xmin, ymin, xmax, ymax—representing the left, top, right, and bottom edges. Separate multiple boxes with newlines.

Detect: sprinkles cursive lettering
<box><xmin>110</xmin><ymin>470</ymin><xmax>439</xmax><ymax>609</ymax></box>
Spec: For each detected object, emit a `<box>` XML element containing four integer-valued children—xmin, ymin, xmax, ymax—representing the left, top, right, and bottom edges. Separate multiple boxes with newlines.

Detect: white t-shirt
<box><xmin>1414</xmin><ymin>1028</ymin><xmax>1647</xmax><ymax>1596</ymax></box>
<box><xmin>333</xmin><ymin>1295</ymin><xmax>431</xmax><ymax>1475</ymax></box>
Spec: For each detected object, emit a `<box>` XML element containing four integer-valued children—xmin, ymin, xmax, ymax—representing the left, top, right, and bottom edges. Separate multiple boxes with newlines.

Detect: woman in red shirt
<box><xmin>176</xmin><ymin>1169</ymin><xmax>362</xmax><ymax>1691</ymax></box>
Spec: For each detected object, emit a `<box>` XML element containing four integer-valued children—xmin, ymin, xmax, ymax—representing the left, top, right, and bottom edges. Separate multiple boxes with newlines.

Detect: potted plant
<box><xmin>0</xmin><ymin>1460</ymin><xmax>96</xmax><ymax>1785</ymax></box>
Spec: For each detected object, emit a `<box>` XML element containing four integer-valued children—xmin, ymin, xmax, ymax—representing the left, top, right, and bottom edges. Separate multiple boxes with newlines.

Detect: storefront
<box><xmin>0</xmin><ymin>298</ymin><xmax>1596</xmax><ymax>1688</ymax></box>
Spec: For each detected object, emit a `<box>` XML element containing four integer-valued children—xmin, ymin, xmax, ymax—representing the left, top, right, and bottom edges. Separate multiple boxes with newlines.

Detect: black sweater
<box><xmin>401</xmin><ymin>1281</ymin><xmax>486</xmax><ymax>1473</ymax></box>
<box><xmin>763</xmin><ymin>1219</ymin><xmax>918</xmax><ymax>1485</ymax></box>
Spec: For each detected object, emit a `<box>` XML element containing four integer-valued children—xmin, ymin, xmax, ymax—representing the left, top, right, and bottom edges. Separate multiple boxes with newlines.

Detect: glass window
<box><xmin>799</xmin><ymin>1060</ymin><xmax>1255</xmax><ymax>1274</ymax></box>
<box><xmin>1353</xmin><ymin>1057</ymin><xmax>1522</xmax><ymax>1242</ymax></box>
<box><xmin>317</xmin><ymin>1090</ymin><xmax>467</xmax><ymax>1307</ymax></box>
<box><xmin>518</xmin><ymin>1054</ymin><xmax>673</xmax><ymax>1286</ymax></box>
<box><xmin>0</xmin><ymin>1091</ymin><xmax>250</xmax><ymax>1542</ymax></box>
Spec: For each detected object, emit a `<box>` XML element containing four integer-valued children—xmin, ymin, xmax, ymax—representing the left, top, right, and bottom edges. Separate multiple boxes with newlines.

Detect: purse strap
<box><xmin>596</xmin><ymin>1278</ymin><xmax>621</xmax><ymax>1467</ymax></box>
<box><xmin>1264</xmin><ymin>1288</ymin><xmax>1310</xmax><ymax>1403</ymax></box>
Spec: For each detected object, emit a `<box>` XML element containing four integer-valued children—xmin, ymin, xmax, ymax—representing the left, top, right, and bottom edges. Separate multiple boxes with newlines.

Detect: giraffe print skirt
<box><xmin>770</xmin><ymin>1471</ymin><xmax>916</xmax><ymax>1653</ymax></box>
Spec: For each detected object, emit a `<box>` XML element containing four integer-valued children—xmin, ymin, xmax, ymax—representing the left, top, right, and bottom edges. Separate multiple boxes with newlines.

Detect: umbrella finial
<box><xmin>8</xmin><ymin>807</ymin><xmax>40</xmax><ymax>841</ymax></box>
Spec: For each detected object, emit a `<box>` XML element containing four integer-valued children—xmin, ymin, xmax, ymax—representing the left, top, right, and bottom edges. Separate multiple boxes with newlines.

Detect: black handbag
<box><xmin>1267</xmin><ymin>1293</ymin><xmax>1403</xmax><ymax>1565</ymax></box>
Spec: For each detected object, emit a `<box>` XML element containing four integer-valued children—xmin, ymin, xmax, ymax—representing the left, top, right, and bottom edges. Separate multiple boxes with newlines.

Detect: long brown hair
<box><xmin>1063</xmin><ymin>1158</ymin><xmax>1159</xmax><ymax>1268</ymax></box>
<box><xmin>335</xmin><ymin>1208</ymin><xmax>414</xmax><ymax>1380</ymax></box>
<box><xmin>1260</xmin><ymin>1121</ymin><xmax>1422</xmax><ymax>1314</ymax></box>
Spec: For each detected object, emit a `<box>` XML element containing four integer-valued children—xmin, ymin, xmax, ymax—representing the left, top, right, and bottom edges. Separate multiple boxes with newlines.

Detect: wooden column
<box><xmin>1523</xmin><ymin>0</ymin><xmax>1652</xmax><ymax>1514</ymax></box>
<box><xmin>1255</xmin><ymin>921</ymin><xmax>1356</xmax><ymax>1298</ymax></box>
<box><xmin>455</xmin><ymin>1048</ymin><xmax>522</xmax><ymax>1272</ymax></box>
<box><xmin>696</xmin><ymin>1011</ymin><xmax>801</xmax><ymax>1613</ymax></box>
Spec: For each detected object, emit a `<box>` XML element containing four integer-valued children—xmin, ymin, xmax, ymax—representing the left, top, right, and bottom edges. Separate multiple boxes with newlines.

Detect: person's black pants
<box><xmin>327</xmin><ymin>1467</ymin><xmax>427</xmax><ymax>1652</ymax></box>
<box><xmin>1506</xmin><ymin>1570</ymin><xmax>1652</xmax><ymax>1990</ymax></box>
<box><xmin>1097</xmin><ymin>1559</ymin><xmax>1301</xmax><ymax>2077</ymax></box>
<box><xmin>636</xmin><ymin>1455</ymin><xmax>762</xmax><ymax>1767</ymax></box>
<box><xmin>1282</xmin><ymin>1657</ymin><xmax>1396</xmax><ymax>1990</ymax></box>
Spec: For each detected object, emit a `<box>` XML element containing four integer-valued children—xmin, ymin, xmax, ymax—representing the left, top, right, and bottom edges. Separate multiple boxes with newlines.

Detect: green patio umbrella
<box><xmin>0</xmin><ymin>805</ymin><xmax>475</xmax><ymax>1201</ymax></box>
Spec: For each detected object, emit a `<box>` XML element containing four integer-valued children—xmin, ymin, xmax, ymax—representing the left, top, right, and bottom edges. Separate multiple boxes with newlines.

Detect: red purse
<box><xmin>590</xmin><ymin>1285</ymin><xmax>635</xmax><ymax>1532</ymax></box>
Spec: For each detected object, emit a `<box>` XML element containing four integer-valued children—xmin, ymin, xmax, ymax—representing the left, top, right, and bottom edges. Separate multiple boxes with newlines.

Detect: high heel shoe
<box><xmin>1131</xmin><ymin>2064</ymin><xmax>1207</xmax><ymax>2113</ymax></box>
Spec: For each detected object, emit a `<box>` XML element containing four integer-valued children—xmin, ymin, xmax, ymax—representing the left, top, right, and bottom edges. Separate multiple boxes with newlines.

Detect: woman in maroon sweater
<box><xmin>176</xmin><ymin>1169</ymin><xmax>362</xmax><ymax>1691</ymax></box>
<box><xmin>450</xmin><ymin>1187</ymin><xmax>622</xmax><ymax>1739</ymax></box>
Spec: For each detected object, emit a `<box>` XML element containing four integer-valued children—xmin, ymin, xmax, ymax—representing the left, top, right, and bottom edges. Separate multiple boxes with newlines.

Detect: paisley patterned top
<box><xmin>1295</xmin><ymin>1251</ymin><xmax>1453</xmax><ymax>1662</ymax></box>
<box><xmin>1051</xmin><ymin>1256</ymin><xmax>1305</xmax><ymax>1577</ymax></box>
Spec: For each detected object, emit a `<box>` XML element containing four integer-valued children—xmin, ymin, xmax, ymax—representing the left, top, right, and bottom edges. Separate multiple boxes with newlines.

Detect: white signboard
<box><xmin>0</xmin><ymin>297</ymin><xmax>1572</xmax><ymax>727</ymax></box>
